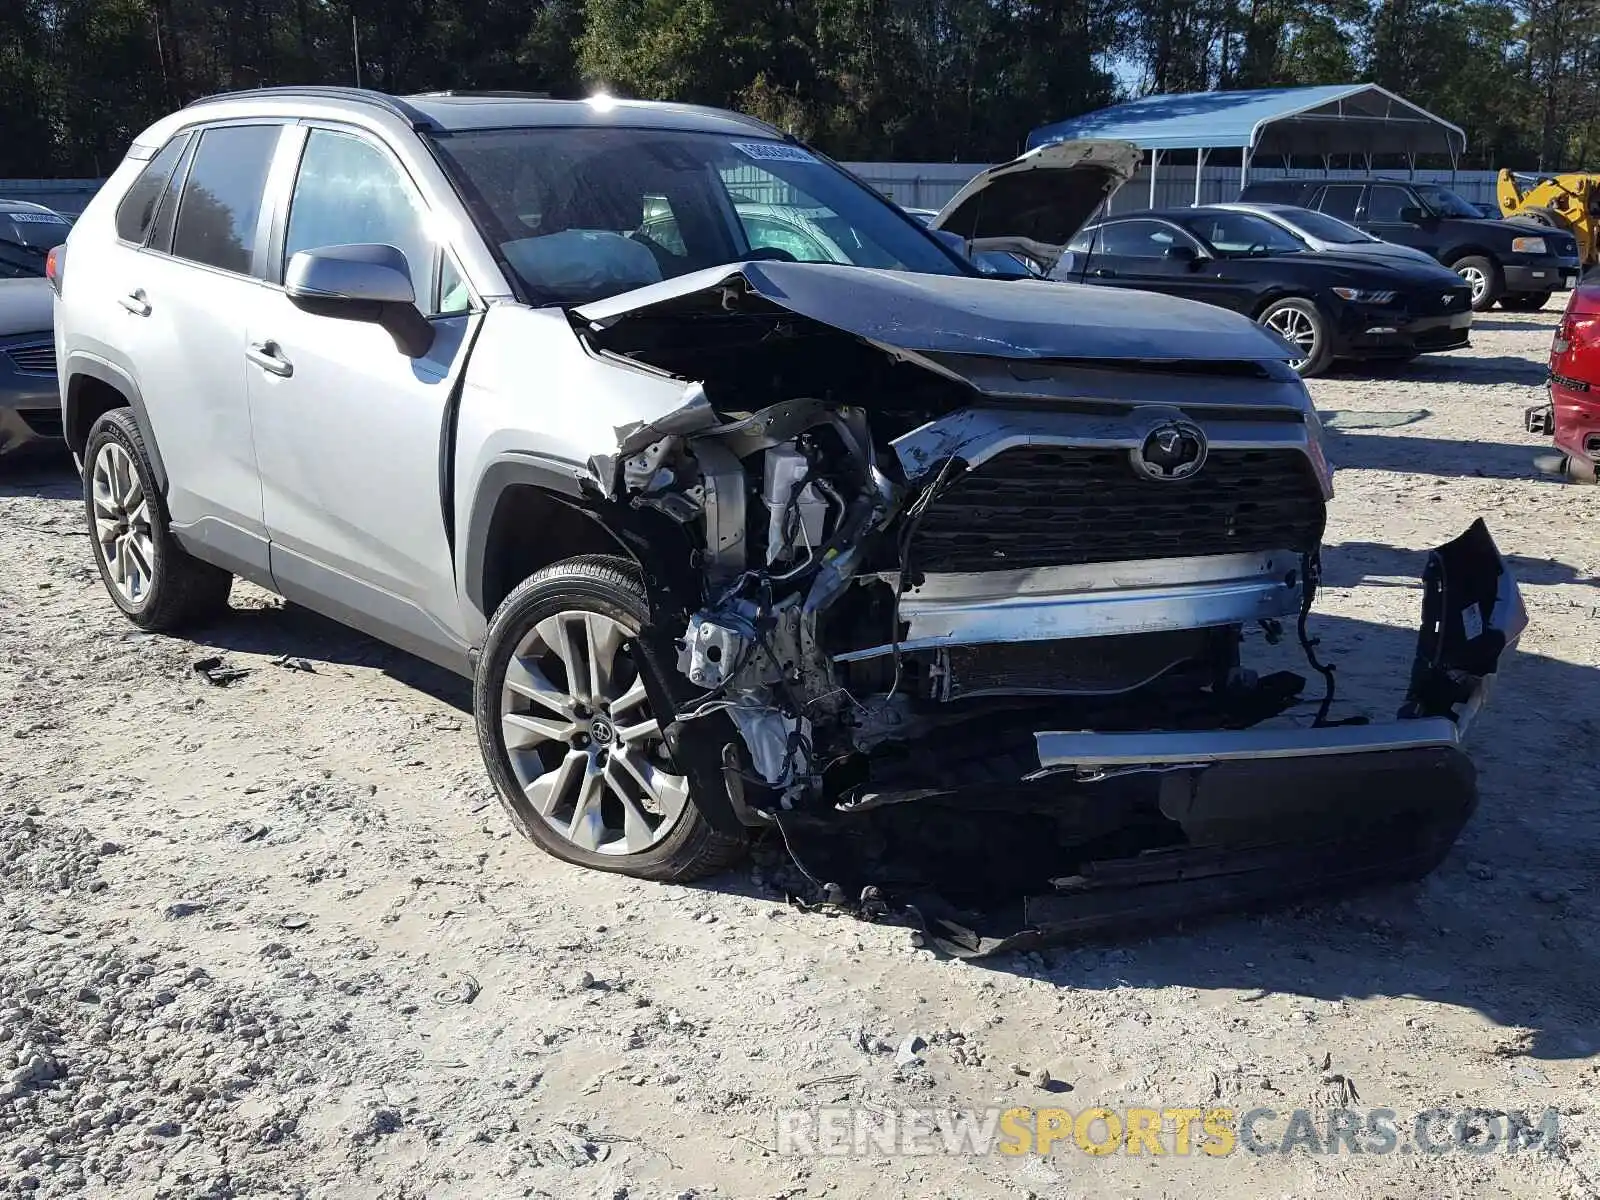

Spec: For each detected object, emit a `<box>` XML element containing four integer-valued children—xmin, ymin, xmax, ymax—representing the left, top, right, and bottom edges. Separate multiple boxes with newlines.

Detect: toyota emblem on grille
<box><xmin>1131</xmin><ymin>419</ymin><xmax>1208</xmax><ymax>482</ymax></box>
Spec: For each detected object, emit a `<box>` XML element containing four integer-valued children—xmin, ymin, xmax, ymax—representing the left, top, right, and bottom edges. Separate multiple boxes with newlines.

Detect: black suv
<box><xmin>1240</xmin><ymin>178</ymin><xmax>1580</xmax><ymax>311</ymax></box>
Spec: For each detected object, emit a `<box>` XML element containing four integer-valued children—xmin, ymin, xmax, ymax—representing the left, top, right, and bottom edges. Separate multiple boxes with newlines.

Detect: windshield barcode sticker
<box><xmin>9</xmin><ymin>212</ymin><xmax>66</xmax><ymax>224</ymax></box>
<box><xmin>732</xmin><ymin>141</ymin><xmax>817</xmax><ymax>165</ymax></box>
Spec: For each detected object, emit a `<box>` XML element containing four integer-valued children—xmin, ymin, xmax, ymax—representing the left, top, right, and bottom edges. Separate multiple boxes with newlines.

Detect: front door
<box><xmin>1360</xmin><ymin>183</ymin><xmax>1434</xmax><ymax>252</ymax></box>
<box><xmin>245</xmin><ymin>124</ymin><xmax>481</xmax><ymax>671</ymax></box>
<box><xmin>1081</xmin><ymin>219</ymin><xmax>1244</xmax><ymax>311</ymax></box>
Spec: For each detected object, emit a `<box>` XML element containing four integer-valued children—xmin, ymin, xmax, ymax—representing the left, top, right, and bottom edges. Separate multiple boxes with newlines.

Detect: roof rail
<box><xmin>413</xmin><ymin>89</ymin><xmax>553</xmax><ymax>100</ymax></box>
<box><xmin>184</xmin><ymin>86</ymin><xmax>438</xmax><ymax>130</ymax></box>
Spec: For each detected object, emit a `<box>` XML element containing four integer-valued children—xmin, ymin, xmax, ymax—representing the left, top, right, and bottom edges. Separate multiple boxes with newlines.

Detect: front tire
<box><xmin>1499</xmin><ymin>291</ymin><xmax>1553</xmax><ymax>312</ymax></box>
<box><xmin>1450</xmin><ymin>255</ymin><xmax>1501</xmax><ymax>312</ymax></box>
<box><xmin>1258</xmin><ymin>297</ymin><xmax>1332</xmax><ymax>377</ymax></box>
<box><xmin>83</xmin><ymin>410</ymin><xmax>232</xmax><ymax>631</ymax></box>
<box><xmin>474</xmin><ymin>555</ymin><xmax>745</xmax><ymax>881</ymax></box>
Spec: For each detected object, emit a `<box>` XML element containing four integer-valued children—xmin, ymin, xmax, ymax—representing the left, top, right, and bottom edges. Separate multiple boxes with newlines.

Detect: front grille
<box><xmin>910</xmin><ymin>446</ymin><xmax>1326</xmax><ymax>572</ymax></box>
<box><xmin>947</xmin><ymin>629</ymin><xmax>1210</xmax><ymax>698</ymax></box>
<box><xmin>6</xmin><ymin>342</ymin><xmax>55</xmax><ymax>376</ymax></box>
<box><xmin>1411</xmin><ymin>288</ymin><xmax>1473</xmax><ymax>316</ymax></box>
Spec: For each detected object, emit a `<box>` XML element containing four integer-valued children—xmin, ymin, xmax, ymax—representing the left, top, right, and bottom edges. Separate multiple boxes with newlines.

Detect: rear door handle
<box><xmin>119</xmin><ymin>290</ymin><xmax>151</xmax><ymax>317</ymax></box>
<box><xmin>246</xmin><ymin>341</ymin><xmax>294</xmax><ymax>378</ymax></box>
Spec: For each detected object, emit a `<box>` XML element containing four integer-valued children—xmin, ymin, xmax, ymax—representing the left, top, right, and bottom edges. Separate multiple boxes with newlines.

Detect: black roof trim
<box><xmin>184</xmin><ymin>86</ymin><xmax>439</xmax><ymax>131</ymax></box>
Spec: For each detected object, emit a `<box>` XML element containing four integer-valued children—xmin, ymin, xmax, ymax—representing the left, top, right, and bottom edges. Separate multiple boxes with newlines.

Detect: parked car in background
<box><xmin>1239</xmin><ymin>177</ymin><xmax>1579</xmax><ymax>311</ymax></box>
<box><xmin>0</xmin><ymin>200</ymin><xmax>66</xmax><ymax>456</ymax></box>
<box><xmin>1057</xmin><ymin>206</ymin><xmax>1473</xmax><ymax>376</ymax></box>
<box><xmin>902</xmin><ymin>206</ymin><xmax>1041</xmax><ymax>276</ymax></box>
<box><xmin>1</xmin><ymin>200</ymin><xmax>71</xmax><ymax>279</ymax></box>
<box><xmin>50</xmin><ymin>92</ymin><xmax>1522</xmax><ymax>940</ymax></box>
<box><xmin>1210</xmin><ymin>201</ymin><xmax>1447</xmax><ymax>269</ymax></box>
<box><xmin>1526</xmin><ymin>280</ymin><xmax>1600</xmax><ymax>483</ymax></box>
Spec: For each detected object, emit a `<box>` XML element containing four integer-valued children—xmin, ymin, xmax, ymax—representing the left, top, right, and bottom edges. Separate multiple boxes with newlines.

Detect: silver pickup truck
<box><xmin>51</xmin><ymin>88</ymin><xmax>1524</xmax><ymax>950</ymax></box>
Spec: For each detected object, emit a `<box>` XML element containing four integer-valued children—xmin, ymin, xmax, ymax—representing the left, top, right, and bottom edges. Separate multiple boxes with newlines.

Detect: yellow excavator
<box><xmin>1497</xmin><ymin>170</ymin><xmax>1600</xmax><ymax>268</ymax></box>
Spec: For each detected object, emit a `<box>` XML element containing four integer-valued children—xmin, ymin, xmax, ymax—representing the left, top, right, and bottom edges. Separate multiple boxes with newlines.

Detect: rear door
<box><xmin>107</xmin><ymin>122</ymin><xmax>284</xmax><ymax>576</ymax></box>
<box><xmin>244</xmin><ymin>122</ymin><xmax>482</xmax><ymax>670</ymax></box>
<box><xmin>1312</xmin><ymin>183</ymin><xmax>1364</xmax><ymax>226</ymax></box>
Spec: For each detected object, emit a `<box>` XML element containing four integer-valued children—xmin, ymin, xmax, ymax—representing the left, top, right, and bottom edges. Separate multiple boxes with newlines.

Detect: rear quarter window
<box><xmin>115</xmin><ymin>134</ymin><xmax>191</xmax><ymax>245</ymax></box>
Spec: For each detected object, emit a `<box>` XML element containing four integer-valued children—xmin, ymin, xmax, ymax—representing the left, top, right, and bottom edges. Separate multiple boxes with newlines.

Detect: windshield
<box><xmin>1276</xmin><ymin>207</ymin><xmax>1376</xmax><ymax>245</ymax></box>
<box><xmin>1413</xmin><ymin>185</ymin><xmax>1482</xmax><ymax>219</ymax></box>
<box><xmin>0</xmin><ymin>210</ymin><xmax>67</xmax><ymax>279</ymax></box>
<box><xmin>1179</xmin><ymin>211</ymin><xmax>1306</xmax><ymax>257</ymax></box>
<box><xmin>429</xmin><ymin>128</ymin><xmax>965</xmax><ymax>305</ymax></box>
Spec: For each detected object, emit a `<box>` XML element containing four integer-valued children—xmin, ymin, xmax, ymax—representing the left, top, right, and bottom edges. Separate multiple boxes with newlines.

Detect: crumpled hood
<box><xmin>574</xmin><ymin>260</ymin><xmax>1296</xmax><ymax>364</ymax></box>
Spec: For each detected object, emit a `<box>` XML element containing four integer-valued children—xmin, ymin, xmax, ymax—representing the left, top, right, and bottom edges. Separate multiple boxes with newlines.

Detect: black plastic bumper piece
<box><xmin>776</xmin><ymin>744</ymin><xmax>1477</xmax><ymax>957</ymax></box>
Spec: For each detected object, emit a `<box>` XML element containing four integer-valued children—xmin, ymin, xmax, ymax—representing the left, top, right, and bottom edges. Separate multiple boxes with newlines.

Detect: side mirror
<box><xmin>1164</xmin><ymin>244</ymin><xmax>1205</xmax><ymax>269</ymax></box>
<box><xmin>285</xmin><ymin>243</ymin><xmax>434</xmax><ymax>358</ymax></box>
<box><xmin>1399</xmin><ymin>206</ymin><xmax>1428</xmax><ymax>224</ymax></box>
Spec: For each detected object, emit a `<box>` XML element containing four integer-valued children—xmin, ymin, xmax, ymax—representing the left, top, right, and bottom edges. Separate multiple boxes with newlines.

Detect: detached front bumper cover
<box><xmin>777</xmin><ymin>521</ymin><xmax>1526</xmax><ymax>957</ymax></box>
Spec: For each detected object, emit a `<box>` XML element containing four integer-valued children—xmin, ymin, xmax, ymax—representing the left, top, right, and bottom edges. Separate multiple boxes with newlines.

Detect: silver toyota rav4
<box><xmin>53</xmin><ymin>88</ymin><xmax>1523</xmax><ymax>949</ymax></box>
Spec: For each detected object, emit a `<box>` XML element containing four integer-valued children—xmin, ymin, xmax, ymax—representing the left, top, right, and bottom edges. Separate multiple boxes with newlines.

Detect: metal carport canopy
<box><xmin>1026</xmin><ymin>84</ymin><xmax>1466</xmax><ymax>160</ymax></box>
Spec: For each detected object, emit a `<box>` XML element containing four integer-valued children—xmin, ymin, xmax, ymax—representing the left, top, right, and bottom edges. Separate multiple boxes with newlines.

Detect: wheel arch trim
<box><xmin>63</xmin><ymin>352</ymin><xmax>167</xmax><ymax>491</ymax></box>
<box><xmin>461</xmin><ymin>452</ymin><xmax>629</xmax><ymax>627</ymax></box>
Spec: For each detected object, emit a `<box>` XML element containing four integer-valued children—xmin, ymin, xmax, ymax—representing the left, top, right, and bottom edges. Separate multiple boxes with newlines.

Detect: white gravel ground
<box><xmin>1</xmin><ymin>310</ymin><xmax>1597</xmax><ymax>1200</ymax></box>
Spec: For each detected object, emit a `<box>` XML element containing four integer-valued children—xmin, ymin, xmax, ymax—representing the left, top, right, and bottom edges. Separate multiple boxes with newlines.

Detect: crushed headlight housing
<box><xmin>1511</xmin><ymin>235</ymin><xmax>1549</xmax><ymax>254</ymax></box>
<box><xmin>1332</xmin><ymin>287</ymin><xmax>1397</xmax><ymax>303</ymax></box>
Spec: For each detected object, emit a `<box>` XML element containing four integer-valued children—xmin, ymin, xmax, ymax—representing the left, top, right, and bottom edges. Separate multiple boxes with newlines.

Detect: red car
<box><xmin>1528</xmin><ymin>282</ymin><xmax>1600</xmax><ymax>482</ymax></box>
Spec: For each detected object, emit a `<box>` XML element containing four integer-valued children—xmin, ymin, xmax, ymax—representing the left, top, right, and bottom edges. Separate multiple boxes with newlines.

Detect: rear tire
<box><xmin>83</xmin><ymin>409</ymin><xmax>232</xmax><ymax>631</ymax></box>
<box><xmin>1449</xmin><ymin>254</ymin><xmax>1501</xmax><ymax>312</ymax></box>
<box><xmin>1257</xmin><ymin>297</ymin><xmax>1332</xmax><ymax>377</ymax></box>
<box><xmin>1499</xmin><ymin>291</ymin><xmax>1553</xmax><ymax>312</ymax></box>
<box><xmin>474</xmin><ymin>555</ymin><xmax>746</xmax><ymax>881</ymax></box>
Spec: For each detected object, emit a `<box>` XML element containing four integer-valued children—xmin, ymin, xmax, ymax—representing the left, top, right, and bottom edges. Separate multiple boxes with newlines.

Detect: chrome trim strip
<box><xmin>891</xmin><ymin>406</ymin><xmax>1334</xmax><ymax>498</ymax></box>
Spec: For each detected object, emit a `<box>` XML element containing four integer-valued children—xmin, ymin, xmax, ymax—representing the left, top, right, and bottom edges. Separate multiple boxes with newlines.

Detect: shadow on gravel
<box><xmin>1400</xmin><ymin>354</ymin><xmax>1549</xmax><ymax>386</ymax></box>
<box><xmin>0</xmin><ymin>451</ymin><xmax>77</xmax><ymax>500</ymax></box>
<box><xmin>1322</xmin><ymin>539</ymin><xmax>1598</xmax><ymax>587</ymax></box>
<box><xmin>199</xmin><ymin>602</ymin><xmax>472</xmax><ymax>711</ymax></box>
<box><xmin>1328</xmin><ymin>430</ymin><xmax>1553</xmax><ymax>480</ymax></box>
<box><xmin>1472</xmin><ymin>318</ymin><xmax>1561</xmax><ymax>333</ymax></box>
<box><xmin>1330</xmin><ymin>354</ymin><xmax>1546</xmax><ymax>387</ymax></box>
<box><xmin>938</xmin><ymin>613</ymin><xmax>1600</xmax><ymax>1060</ymax></box>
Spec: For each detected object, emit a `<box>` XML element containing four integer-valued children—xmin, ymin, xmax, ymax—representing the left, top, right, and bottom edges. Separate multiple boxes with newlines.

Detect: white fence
<box><xmin>5</xmin><ymin>164</ymin><xmax>1504</xmax><ymax>222</ymax></box>
<box><xmin>845</xmin><ymin>162</ymin><xmax>1502</xmax><ymax>213</ymax></box>
<box><xmin>0</xmin><ymin>179</ymin><xmax>102</xmax><ymax>215</ymax></box>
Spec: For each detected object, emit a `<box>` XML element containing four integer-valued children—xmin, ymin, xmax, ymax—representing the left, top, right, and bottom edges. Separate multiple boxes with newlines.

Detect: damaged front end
<box><xmin>571</xmin><ymin>261</ymin><xmax>1526</xmax><ymax>955</ymax></box>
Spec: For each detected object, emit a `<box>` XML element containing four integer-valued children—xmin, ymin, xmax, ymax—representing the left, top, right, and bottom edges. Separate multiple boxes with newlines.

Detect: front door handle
<box><xmin>119</xmin><ymin>290</ymin><xmax>151</xmax><ymax>317</ymax></box>
<box><xmin>246</xmin><ymin>341</ymin><xmax>294</xmax><ymax>378</ymax></box>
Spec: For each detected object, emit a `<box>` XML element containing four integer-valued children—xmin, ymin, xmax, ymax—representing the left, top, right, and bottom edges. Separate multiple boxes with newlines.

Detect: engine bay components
<box><xmin>574</xmin><ymin>270</ymin><xmax>1523</xmax><ymax>950</ymax></box>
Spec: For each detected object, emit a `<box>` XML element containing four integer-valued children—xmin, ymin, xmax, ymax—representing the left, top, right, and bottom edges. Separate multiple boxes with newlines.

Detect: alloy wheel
<box><xmin>1457</xmin><ymin>264</ymin><xmax>1488</xmax><ymax>306</ymax></box>
<box><xmin>1263</xmin><ymin>306</ymin><xmax>1317</xmax><ymax>369</ymax></box>
<box><xmin>498</xmin><ymin>611</ymin><xmax>689</xmax><ymax>855</ymax></box>
<box><xmin>91</xmin><ymin>441</ymin><xmax>156</xmax><ymax>606</ymax></box>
